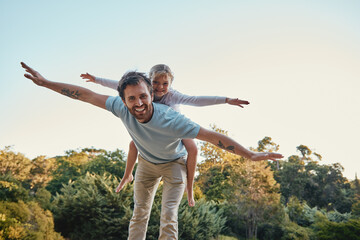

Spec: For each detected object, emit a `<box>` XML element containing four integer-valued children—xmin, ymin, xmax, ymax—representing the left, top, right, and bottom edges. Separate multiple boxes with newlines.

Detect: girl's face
<box><xmin>152</xmin><ymin>75</ymin><xmax>172</xmax><ymax>98</ymax></box>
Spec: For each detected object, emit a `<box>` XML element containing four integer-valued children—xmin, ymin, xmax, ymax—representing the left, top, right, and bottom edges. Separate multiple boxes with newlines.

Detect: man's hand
<box><xmin>21</xmin><ymin>62</ymin><xmax>108</xmax><ymax>109</ymax></box>
<box><xmin>21</xmin><ymin>62</ymin><xmax>48</xmax><ymax>86</ymax></box>
<box><xmin>226</xmin><ymin>98</ymin><xmax>250</xmax><ymax>108</ymax></box>
<box><xmin>80</xmin><ymin>73</ymin><xmax>96</xmax><ymax>83</ymax></box>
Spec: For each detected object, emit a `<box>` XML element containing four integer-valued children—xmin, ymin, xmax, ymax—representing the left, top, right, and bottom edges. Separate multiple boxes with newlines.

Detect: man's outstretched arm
<box><xmin>196</xmin><ymin>127</ymin><xmax>283</xmax><ymax>161</ymax></box>
<box><xmin>21</xmin><ymin>62</ymin><xmax>109</xmax><ymax>109</ymax></box>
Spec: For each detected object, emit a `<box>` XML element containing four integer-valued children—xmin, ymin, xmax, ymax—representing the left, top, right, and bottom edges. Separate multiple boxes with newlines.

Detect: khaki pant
<box><xmin>128</xmin><ymin>155</ymin><xmax>187</xmax><ymax>240</ymax></box>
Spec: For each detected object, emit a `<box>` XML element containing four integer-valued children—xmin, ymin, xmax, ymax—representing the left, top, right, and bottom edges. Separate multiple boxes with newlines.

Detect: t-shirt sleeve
<box><xmin>105</xmin><ymin>96</ymin><xmax>126</xmax><ymax>118</ymax></box>
<box><xmin>171</xmin><ymin>90</ymin><xmax>226</xmax><ymax>106</ymax></box>
<box><xmin>95</xmin><ymin>77</ymin><xmax>119</xmax><ymax>90</ymax></box>
<box><xmin>169</xmin><ymin>111</ymin><xmax>201</xmax><ymax>139</ymax></box>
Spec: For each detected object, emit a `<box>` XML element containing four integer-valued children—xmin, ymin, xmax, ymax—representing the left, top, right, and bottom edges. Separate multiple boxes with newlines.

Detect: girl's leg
<box><xmin>116</xmin><ymin>141</ymin><xmax>138</xmax><ymax>192</ymax></box>
<box><xmin>182</xmin><ymin>139</ymin><xmax>198</xmax><ymax>207</ymax></box>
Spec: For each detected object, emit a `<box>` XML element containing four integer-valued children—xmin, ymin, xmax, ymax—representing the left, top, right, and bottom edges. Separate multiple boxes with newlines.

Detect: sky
<box><xmin>1</xmin><ymin>0</ymin><xmax>359</xmax><ymax>179</ymax></box>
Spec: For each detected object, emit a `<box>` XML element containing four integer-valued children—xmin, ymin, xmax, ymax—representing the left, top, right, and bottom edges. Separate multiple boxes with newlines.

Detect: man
<box><xmin>21</xmin><ymin>62</ymin><xmax>283</xmax><ymax>240</ymax></box>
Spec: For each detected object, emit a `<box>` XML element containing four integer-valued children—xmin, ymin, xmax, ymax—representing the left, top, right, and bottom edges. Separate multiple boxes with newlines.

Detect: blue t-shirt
<box><xmin>106</xmin><ymin>96</ymin><xmax>201</xmax><ymax>164</ymax></box>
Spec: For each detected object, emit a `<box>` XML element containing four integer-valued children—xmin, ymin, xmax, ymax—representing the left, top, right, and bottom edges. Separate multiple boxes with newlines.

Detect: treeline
<box><xmin>1</xmin><ymin>126</ymin><xmax>360</xmax><ymax>240</ymax></box>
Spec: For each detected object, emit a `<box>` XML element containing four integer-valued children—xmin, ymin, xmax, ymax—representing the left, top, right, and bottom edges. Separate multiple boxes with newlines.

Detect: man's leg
<box><xmin>128</xmin><ymin>156</ymin><xmax>161</xmax><ymax>240</ymax></box>
<box><xmin>159</xmin><ymin>157</ymin><xmax>187</xmax><ymax>240</ymax></box>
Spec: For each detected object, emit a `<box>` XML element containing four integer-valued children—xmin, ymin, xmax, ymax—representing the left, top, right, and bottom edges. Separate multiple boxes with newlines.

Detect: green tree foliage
<box><xmin>351</xmin><ymin>200</ymin><xmax>360</xmax><ymax>218</ymax></box>
<box><xmin>51</xmin><ymin>173</ymin><xmax>133</xmax><ymax>240</ymax></box>
<box><xmin>274</xmin><ymin>145</ymin><xmax>353</xmax><ymax>212</ymax></box>
<box><xmin>46</xmin><ymin>148</ymin><xmax>126</xmax><ymax>196</ymax></box>
<box><xmin>178</xmin><ymin>199</ymin><xmax>226</xmax><ymax>240</ymax></box>
<box><xmin>0</xmin><ymin>174</ymin><xmax>29</xmax><ymax>202</ymax></box>
<box><xmin>82</xmin><ymin>148</ymin><xmax>127</xmax><ymax>177</ymax></box>
<box><xmin>0</xmin><ymin>147</ymin><xmax>32</xmax><ymax>182</ymax></box>
<box><xmin>313</xmin><ymin>212</ymin><xmax>360</xmax><ymax>240</ymax></box>
<box><xmin>27</xmin><ymin>156</ymin><xmax>57</xmax><ymax>191</ymax></box>
<box><xmin>34</xmin><ymin>187</ymin><xmax>52</xmax><ymax>210</ymax></box>
<box><xmin>0</xmin><ymin>201</ymin><xmax>63</xmax><ymax>240</ymax></box>
<box><xmin>352</xmin><ymin>174</ymin><xmax>360</xmax><ymax>200</ymax></box>
<box><xmin>46</xmin><ymin>150</ymin><xmax>92</xmax><ymax>195</ymax></box>
<box><xmin>197</xmin><ymin>127</ymin><xmax>282</xmax><ymax>239</ymax></box>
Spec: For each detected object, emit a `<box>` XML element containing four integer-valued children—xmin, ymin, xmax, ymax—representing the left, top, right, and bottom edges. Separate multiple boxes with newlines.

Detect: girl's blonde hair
<box><xmin>149</xmin><ymin>64</ymin><xmax>174</xmax><ymax>82</ymax></box>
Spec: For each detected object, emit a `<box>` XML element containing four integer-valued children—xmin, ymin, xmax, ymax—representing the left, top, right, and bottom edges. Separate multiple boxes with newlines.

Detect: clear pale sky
<box><xmin>1</xmin><ymin>1</ymin><xmax>359</xmax><ymax>179</ymax></box>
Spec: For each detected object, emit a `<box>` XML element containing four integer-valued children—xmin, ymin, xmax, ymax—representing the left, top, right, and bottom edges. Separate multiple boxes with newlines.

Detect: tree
<box><xmin>0</xmin><ymin>174</ymin><xmax>29</xmax><ymax>202</ymax></box>
<box><xmin>82</xmin><ymin>148</ymin><xmax>127</xmax><ymax>178</ymax></box>
<box><xmin>197</xmin><ymin>127</ymin><xmax>282</xmax><ymax>239</ymax></box>
<box><xmin>0</xmin><ymin>147</ymin><xmax>32</xmax><ymax>182</ymax></box>
<box><xmin>274</xmin><ymin>145</ymin><xmax>353</xmax><ymax>212</ymax></box>
<box><xmin>28</xmin><ymin>156</ymin><xmax>57</xmax><ymax>191</ymax></box>
<box><xmin>0</xmin><ymin>200</ymin><xmax>63</xmax><ymax>240</ymax></box>
<box><xmin>51</xmin><ymin>173</ymin><xmax>133</xmax><ymax>240</ymax></box>
<box><xmin>313</xmin><ymin>212</ymin><xmax>360</xmax><ymax>240</ymax></box>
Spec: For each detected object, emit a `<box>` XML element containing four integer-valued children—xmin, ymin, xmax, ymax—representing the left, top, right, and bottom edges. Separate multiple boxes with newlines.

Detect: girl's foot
<box><xmin>115</xmin><ymin>174</ymin><xmax>134</xmax><ymax>193</ymax></box>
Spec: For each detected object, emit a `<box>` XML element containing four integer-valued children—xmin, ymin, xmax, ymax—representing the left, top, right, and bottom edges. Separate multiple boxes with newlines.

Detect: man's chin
<box><xmin>133</xmin><ymin>113</ymin><xmax>147</xmax><ymax>122</ymax></box>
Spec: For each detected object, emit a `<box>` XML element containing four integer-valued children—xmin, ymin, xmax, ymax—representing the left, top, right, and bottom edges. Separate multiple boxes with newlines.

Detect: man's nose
<box><xmin>135</xmin><ymin>98</ymin><xmax>143</xmax><ymax>106</ymax></box>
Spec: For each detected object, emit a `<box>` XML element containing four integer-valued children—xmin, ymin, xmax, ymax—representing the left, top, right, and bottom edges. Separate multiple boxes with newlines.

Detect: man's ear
<box><xmin>122</xmin><ymin>99</ymin><xmax>128</xmax><ymax>108</ymax></box>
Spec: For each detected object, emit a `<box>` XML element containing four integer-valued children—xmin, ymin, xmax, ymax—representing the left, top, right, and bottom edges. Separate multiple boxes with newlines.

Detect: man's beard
<box><xmin>129</xmin><ymin>103</ymin><xmax>153</xmax><ymax>123</ymax></box>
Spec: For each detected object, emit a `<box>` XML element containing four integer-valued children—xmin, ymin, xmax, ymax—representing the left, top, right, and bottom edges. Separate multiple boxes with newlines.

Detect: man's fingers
<box><xmin>24</xmin><ymin>74</ymin><xmax>35</xmax><ymax>81</ymax></box>
<box><xmin>21</xmin><ymin>62</ymin><xmax>31</xmax><ymax>71</ymax></box>
<box><xmin>21</xmin><ymin>62</ymin><xmax>36</xmax><ymax>76</ymax></box>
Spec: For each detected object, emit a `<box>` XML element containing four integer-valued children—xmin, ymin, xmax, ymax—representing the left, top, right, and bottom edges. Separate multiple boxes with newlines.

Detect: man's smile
<box><xmin>135</xmin><ymin>106</ymin><xmax>145</xmax><ymax>112</ymax></box>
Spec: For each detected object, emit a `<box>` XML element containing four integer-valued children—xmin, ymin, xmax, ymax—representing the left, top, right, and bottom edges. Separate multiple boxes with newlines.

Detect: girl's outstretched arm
<box><xmin>171</xmin><ymin>90</ymin><xmax>249</xmax><ymax>108</ymax></box>
<box><xmin>80</xmin><ymin>73</ymin><xmax>118</xmax><ymax>90</ymax></box>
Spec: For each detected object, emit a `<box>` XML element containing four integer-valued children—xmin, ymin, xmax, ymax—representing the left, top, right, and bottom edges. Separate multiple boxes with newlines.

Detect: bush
<box><xmin>178</xmin><ymin>199</ymin><xmax>227</xmax><ymax>240</ymax></box>
<box><xmin>0</xmin><ymin>201</ymin><xmax>63</xmax><ymax>240</ymax></box>
<box><xmin>52</xmin><ymin>173</ymin><xmax>133</xmax><ymax>240</ymax></box>
<box><xmin>313</xmin><ymin>212</ymin><xmax>360</xmax><ymax>240</ymax></box>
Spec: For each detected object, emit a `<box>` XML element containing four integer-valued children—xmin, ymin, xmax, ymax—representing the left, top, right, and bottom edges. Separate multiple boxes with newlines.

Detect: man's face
<box><xmin>122</xmin><ymin>81</ymin><xmax>154</xmax><ymax>123</ymax></box>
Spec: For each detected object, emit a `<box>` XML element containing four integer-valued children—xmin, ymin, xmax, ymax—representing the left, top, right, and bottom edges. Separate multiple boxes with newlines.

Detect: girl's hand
<box><xmin>80</xmin><ymin>73</ymin><xmax>96</xmax><ymax>83</ymax></box>
<box><xmin>226</xmin><ymin>98</ymin><xmax>250</xmax><ymax>108</ymax></box>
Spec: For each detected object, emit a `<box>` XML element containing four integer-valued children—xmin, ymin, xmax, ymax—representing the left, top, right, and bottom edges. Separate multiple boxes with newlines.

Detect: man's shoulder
<box><xmin>153</xmin><ymin>102</ymin><xmax>180</xmax><ymax>118</ymax></box>
<box><xmin>153</xmin><ymin>102</ymin><xmax>174</xmax><ymax>112</ymax></box>
<box><xmin>106</xmin><ymin>96</ymin><xmax>125</xmax><ymax>116</ymax></box>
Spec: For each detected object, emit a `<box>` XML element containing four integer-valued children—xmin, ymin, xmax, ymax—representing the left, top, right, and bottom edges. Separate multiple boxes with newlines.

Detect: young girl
<box><xmin>80</xmin><ymin>64</ymin><xmax>249</xmax><ymax>207</ymax></box>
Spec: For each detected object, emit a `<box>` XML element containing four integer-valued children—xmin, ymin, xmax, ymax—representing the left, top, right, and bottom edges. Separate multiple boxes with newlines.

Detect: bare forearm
<box><xmin>196</xmin><ymin>127</ymin><xmax>255</xmax><ymax>159</ymax></box>
<box><xmin>42</xmin><ymin>80</ymin><xmax>108</xmax><ymax>109</ymax></box>
<box><xmin>21</xmin><ymin>62</ymin><xmax>107</xmax><ymax>109</ymax></box>
<box><xmin>44</xmin><ymin>80</ymin><xmax>91</xmax><ymax>100</ymax></box>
